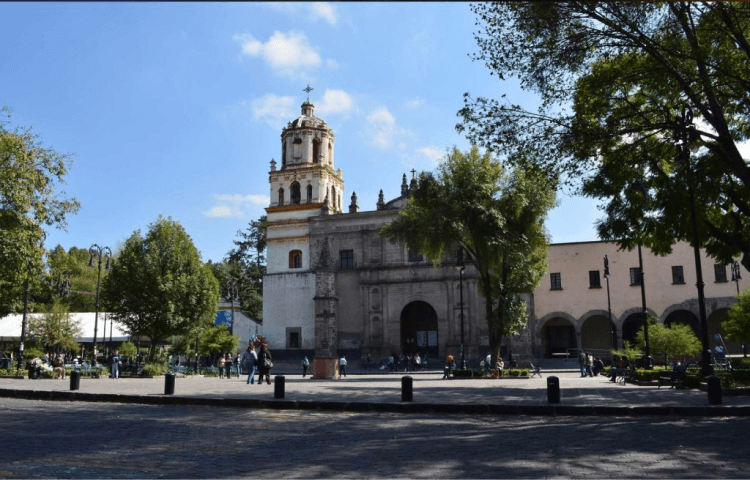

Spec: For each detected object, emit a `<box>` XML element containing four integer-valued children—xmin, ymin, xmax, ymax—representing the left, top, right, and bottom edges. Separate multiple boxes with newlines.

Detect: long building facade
<box><xmin>262</xmin><ymin>100</ymin><xmax>748</xmax><ymax>369</ymax></box>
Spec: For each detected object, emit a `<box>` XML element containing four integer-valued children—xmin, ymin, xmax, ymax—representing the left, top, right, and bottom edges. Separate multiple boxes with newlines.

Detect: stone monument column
<box><xmin>313</xmin><ymin>238</ymin><xmax>339</xmax><ymax>378</ymax></box>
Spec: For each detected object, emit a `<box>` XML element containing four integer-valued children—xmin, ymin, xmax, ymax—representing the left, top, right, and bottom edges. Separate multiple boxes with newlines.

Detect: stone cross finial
<box><xmin>303</xmin><ymin>84</ymin><xmax>314</xmax><ymax>102</ymax></box>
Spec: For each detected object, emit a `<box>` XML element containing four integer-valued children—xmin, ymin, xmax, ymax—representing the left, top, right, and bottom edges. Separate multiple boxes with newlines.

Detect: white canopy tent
<box><xmin>0</xmin><ymin>312</ymin><xmax>130</xmax><ymax>344</ymax></box>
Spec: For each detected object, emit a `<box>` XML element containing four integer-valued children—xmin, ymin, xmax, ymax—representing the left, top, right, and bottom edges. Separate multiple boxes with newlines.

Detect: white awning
<box><xmin>0</xmin><ymin>313</ymin><xmax>130</xmax><ymax>343</ymax></box>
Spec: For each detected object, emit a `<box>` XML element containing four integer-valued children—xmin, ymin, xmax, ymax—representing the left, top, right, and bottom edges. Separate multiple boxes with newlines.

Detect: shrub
<box><xmin>142</xmin><ymin>363</ymin><xmax>167</xmax><ymax>376</ymax></box>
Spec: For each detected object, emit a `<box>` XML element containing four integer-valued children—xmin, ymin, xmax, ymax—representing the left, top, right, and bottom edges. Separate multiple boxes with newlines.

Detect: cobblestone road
<box><xmin>1</xmin><ymin>397</ymin><xmax>749</xmax><ymax>479</ymax></box>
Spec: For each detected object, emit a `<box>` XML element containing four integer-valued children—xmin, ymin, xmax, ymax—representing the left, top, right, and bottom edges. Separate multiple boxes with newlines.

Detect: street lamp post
<box><xmin>731</xmin><ymin>261</ymin><xmax>742</xmax><ymax>296</ymax></box>
<box><xmin>674</xmin><ymin>105</ymin><xmax>712</xmax><ymax>378</ymax></box>
<box><xmin>638</xmin><ymin>245</ymin><xmax>651</xmax><ymax>368</ymax></box>
<box><xmin>456</xmin><ymin>246</ymin><xmax>467</xmax><ymax>370</ymax></box>
<box><xmin>604</xmin><ymin>256</ymin><xmax>613</xmax><ymax>351</ymax></box>
<box><xmin>89</xmin><ymin>244</ymin><xmax>112</xmax><ymax>366</ymax></box>
<box><xmin>17</xmin><ymin>267</ymin><xmax>31</xmax><ymax>374</ymax></box>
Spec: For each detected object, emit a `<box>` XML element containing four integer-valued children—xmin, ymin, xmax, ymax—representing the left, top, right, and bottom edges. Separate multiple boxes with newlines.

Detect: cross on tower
<box><xmin>411</xmin><ymin>168</ymin><xmax>417</xmax><ymax>179</ymax></box>
<box><xmin>303</xmin><ymin>84</ymin><xmax>314</xmax><ymax>102</ymax></box>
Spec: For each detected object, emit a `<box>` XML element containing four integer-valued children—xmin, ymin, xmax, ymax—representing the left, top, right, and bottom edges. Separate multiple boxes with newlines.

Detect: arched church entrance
<box><xmin>581</xmin><ymin>315</ymin><xmax>616</xmax><ymax>351</ymax></box>
<box><xmin>400</xmin><ymin>301</ymin><xmax>439</xmax><ymax>358</ymax></box>
<box><xmin>664</xmin><ymin>310</ymin><xmax>700</xmax><ymax>338</ymax></box>
<box><xmin>541</xmin><ymin>317</ymin><xmax>576</xmax><ymax>358</ymax></box>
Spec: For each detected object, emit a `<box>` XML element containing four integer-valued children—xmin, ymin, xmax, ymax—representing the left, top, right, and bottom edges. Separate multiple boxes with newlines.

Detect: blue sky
<box><xmin>1</xmin><ymin>2</ymin><xmax>603</xmax><ymax>263</ymax></box>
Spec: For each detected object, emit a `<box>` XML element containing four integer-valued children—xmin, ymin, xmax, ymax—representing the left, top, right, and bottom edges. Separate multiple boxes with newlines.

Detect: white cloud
<box><xmin>738</xmin><ymin>140</ymin><xmax>750</xmax><ymax>161</ymax></box>
<box><xmin>418</xmin><ymin>146</ymin><xmax>443</xmax><ymax>165</ymax></box>
<box><xmin>234</xmin><ymin>31</ymin><xmax>322</xmax><ymax>78</ymax></box>
<box><xmin>250</xmin><ymin>94</ymin><xmax>297</xmax><ymax>128</ymax></box>
<box><xmin>326</xmin><ymin>58</ymin><xmax>339</xmax><ymax>69</ymax></box>
<box><xmin>310</xmin><ymin>2</ymin><xmax>338</xmax><ymax>26</ymax></box>
<box><xmin>203</xmin><ymin>194</ymin><xmax>269</xmax><ymax>219</ymax></box>
<box><xmin>316</xmin><ymin>89</ymin><xmax>355</xmax><ymax>116</ymax></box>
<box><xmin>405</xmin><ymin>97</ymin><xmax>425</xmax><ymax>109</ymax></box>
<box><xmin>366</xmin><ymin>106</ymin><xmax>411</xmax><ymax>150</ymax></box>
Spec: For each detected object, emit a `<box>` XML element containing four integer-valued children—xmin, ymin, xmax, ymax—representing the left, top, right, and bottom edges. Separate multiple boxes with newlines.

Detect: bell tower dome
<box><xmin>267</xmin><ymin>97</ymin><xmax>344</xmax><ymax>214</ymax></box>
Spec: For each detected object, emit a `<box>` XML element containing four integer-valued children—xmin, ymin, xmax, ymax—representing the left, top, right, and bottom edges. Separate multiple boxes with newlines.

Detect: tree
<box><xmin>101</xmin><ymin>216</ymin><xmax>219</xmax><ymax>360</ymax></box>
<box><xmin>27</xmin><ymin>301</ymin><xmax>81</xmax><ymax>354</ymax></box>
<box><xmin>0</xmin><ymin>107</ymin><xmax>80</xmax><ymax>316</ymax></box>
<box><xmin>457</xmin><ymin>3</ymin><xmax>750</xmax><ymax>271</ymax></box>
<box><xmin>724</xmin><ymin>288</ymin><xmax>750</xmax><ymax>345</ymax></box>
<box><xmin>198</xmin><ymin>324</ymin><xmax>239</xmax><ymax>363</ymax></box>
<box><xmin>636</xmin><ymin>321</ymin><xmax>701</xmax><ymax>364</ymax></box>
<box><xmin>380</xmin><ymin>146</ymin><xmax>556</xmax><ymax>369</ymax></box>
<box><xmin>43</xmin><ymin>245</ymin><xmax>100</xmax><ymax>312</ymax></box>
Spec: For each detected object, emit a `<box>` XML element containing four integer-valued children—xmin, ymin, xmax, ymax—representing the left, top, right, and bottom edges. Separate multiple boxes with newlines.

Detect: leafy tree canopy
<box><xmin>458</xmin><ymin>3</ymin><xmax>750</xmax><ymax>270</ymax></box>
<box><xmin>101</xmin><ymin>216</ymin><xmax>219</xmax><ymax>360</ymax></box>
<box><xmin>636</xmin><ymin>321</ymin><xmax>702</xmax><ymax>363</ymax></box>
<box><xmin>380</xmin><ymin>145</ymin><xmax>556</xmax><ymax>368</ymax></box>
<box><xmin>724</xmin><ymin>288</ymin><xmax>750</xmax><ymax>345</ymax></box>
<box><xmin>0</xmin><ymin>107</ymin><xmax>80</xmax><ymax>315</ymax></box>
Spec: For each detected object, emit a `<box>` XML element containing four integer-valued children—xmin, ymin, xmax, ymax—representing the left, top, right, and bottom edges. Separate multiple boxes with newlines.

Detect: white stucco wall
<box><xmin>262</xmin><ymin>272</ymin><xmax>316</xmax><ymax>350</ymax></box>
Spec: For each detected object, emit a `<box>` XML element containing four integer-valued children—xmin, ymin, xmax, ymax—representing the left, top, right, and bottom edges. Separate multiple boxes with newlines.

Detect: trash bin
<box><xmin>274</xmin><ymin>375</ymin><xmax>285</xmax><ymax>399</ymax></box>
<box><xmin>547</xmin><ymin>375</ymin><xmax>560</xmax><ymax>404</ymax></box>
<box><xmin>707</xmin><ymin>375</ymin><xmax>722</xmax><ymax>405</ymax></box>
<box><xmin>164</xmin><ymin>372</ymin><xmax>176</xmax><ymax>395</ymax></box>
<box><xmin>70</xmin><ymin>370</ymin><xmax>81</xmax><ymax>391</ymax></box>
<box><xmin>402</xmin><ymin>375</ymin><xmax>413</xmax><ymax>402</ymax></box>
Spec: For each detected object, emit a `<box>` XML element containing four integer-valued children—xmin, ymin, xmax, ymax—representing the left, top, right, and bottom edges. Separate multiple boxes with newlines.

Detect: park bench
<box><xmin>658</xmin><ymin>360</ymin><xmax>699</xmax><ymax>389</ymax></box>
<box><xmin>529</xmin><ymin>363</ymin><xmax>542</xmax><ymax>378</ymax></box>
<box><xmin>613</xmin><ymin>364</ymin><xmax>636</xmax><ymax>385</ymax></box>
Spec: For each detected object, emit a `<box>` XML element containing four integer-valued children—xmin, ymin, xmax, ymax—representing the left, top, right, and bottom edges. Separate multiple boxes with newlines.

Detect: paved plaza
<box><xmin>2</xmin><ymin>371</ymin><xmax>750</xmax><ymax>478</ymax></box>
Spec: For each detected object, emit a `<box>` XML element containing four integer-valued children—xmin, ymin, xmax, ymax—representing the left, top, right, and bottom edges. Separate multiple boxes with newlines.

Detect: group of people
<box><xmin>239</xmin><ymin>341</ymin><xmax>273</xmax><ymax>385</ymax></box>
<box><xmin>382</xmin><ymin>352</ymin><xmax>429</xmax><ymax>372</ymax></box>
<box><xmin>578</xmin><ymin>350</ymin><xmax>605</xmax><ymax>377</ymax></box>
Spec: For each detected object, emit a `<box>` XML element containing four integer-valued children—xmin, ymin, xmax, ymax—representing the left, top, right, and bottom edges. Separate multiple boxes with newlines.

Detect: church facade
<box><xmin>262</xmin><ymin>100</ymin><xmax>748</xmax><ymax>372</ymax></box>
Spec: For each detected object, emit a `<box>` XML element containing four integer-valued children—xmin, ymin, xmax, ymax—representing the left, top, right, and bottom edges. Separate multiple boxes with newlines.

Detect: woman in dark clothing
<box><xmin>256</xmin><ymin>344</ymin><xmax>273</xmax><ymax>385</ymax></box>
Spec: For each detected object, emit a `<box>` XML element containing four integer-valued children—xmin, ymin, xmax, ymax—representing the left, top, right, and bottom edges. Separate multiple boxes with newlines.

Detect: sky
<box><xmin>1</xmin><ymin>2</ymin><xmax>603</xmax><ymax>264</ymax></box>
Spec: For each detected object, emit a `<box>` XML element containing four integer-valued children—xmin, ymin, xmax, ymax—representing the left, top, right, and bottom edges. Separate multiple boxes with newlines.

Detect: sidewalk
<box><xmin>1</xmin><ymin>371</ymin><xmax>749</xmax><ymax>416</ymax></box>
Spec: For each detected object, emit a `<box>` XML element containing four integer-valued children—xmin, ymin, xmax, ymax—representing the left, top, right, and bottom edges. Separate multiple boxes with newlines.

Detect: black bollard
<box><xmin>707</xmin><ymin>375</ymin><xmax>722</xmax><ymax>405</ymax></box>
<box><xmin>70</xmin><ymin>370</ymin><xmax>80</xmax><ymax>391</ymax></box>
<box><xmin>402</xmin><ymin>375</ymin><xmax>413</xmax><ymax>402</ymax></box>
<box><xmin>547</xmin><ymin>375</ymin><xmax>560</xmax><ymax>404</ymax></box>
<box><xmin>164</xmin><ymin>372</ymin><xmax>175</xmax><ymax>395</ymax></box>
<box><xmin>274</xmin><ymin>376</ymin><xmax>285</xmax><ymax>399</ymax></box>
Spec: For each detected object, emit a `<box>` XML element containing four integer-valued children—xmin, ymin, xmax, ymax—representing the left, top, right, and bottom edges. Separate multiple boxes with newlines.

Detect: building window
<box><xmin>306</xmin><ymin>184</ymin><xmax>313</xmax><ymax>203</ymax></box>
<box><xmin>278</xmin><ymin>188</ymin><xmax>284</xmax><ymax>206</ymax></box>
<box><xmin>286</xmin><ymin>328</ymin><xmax>301</xmax><ymax>349</ymax></box>
<box><xmin>714</xmin><ymin>264</ymin><xmax>728</xmax><ymax>282</ymax></box>
<box><xmin>550</xmin><ymin>272</ymin><xmax>562</xmax><ymax>290</ymax></box>
<box><xmin>340</xmin><ymin>250</ymin><xmax>354</xmax><ymax>270</ymax></box>
<box><xmin>589</xmin><ymin>270</ymin><xmax>601</xmax><ymax>288</ymax></box>
<box><xmin>289</xmin><ymin>250</ymin><xmax>302</xmax><ymax>269</ymax></box>
<box><xmin>408</xmin><ymin>249</ymin><xmax>424</xmax><ymax>263</ymax></box>
<box><xmin>672</xmin><ymin>266</ymin><xmax>685</xmax><ymax>284</ymax></box>
<box><xmin>630</xmin><ymin>267</ymin><xmax>642</xmax><ymax>286</ymax></box>
<box><xmin>290</xmin><ymin>182</ymin><xmax>301</xmax><ymax>205</ymax></box>
<box><xmin>312</xmin><ymin>139</ymin><xmax>320</xmax><ymax>163</ymax></box>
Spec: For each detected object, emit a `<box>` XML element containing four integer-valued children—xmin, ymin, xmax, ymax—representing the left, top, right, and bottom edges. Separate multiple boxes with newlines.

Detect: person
<box><xmin>339</xmin><ymin>356</ymin><xmax>347</xmax><ymax>377</ymax></box>
<box><xmin>593</xmin><ymin>356</ymin><xmax>604</xmax><ymax>376</ymax></box>
<box><xmin>217</xmin><ymin>353</ymin><xmax>226</xmax><ymax>379</ymax></box>
<box><xmin>234</xmin><ymin>353</ymin><xmax>241</xmax><ymax>377</ymax></box>
<box><xmin>508</xmin><ymin>352</ymin><xmax>517</xmax><ymax>370</ymax></box>
<box><xmin>224</xmin><ymin>353</ymin><xmax>233</xmax><ymax>379</ymax></box>
<box><xmin>110</xmin><ymin>349</ymin><xmax>121</xmax><ymax>379</ymax></box>
<box><xmin>578</xmin><ymin>350</ymin><xmax>587</xmax><ymax>377</ymax></box>
<box><xmin>257</xmin><ymin>343</ymin><xmax>273</xmax><ymax>385</ymax></box>
<box><xmin>495</xmin><ymin>356</ymin><xmax>505</xmax><ymax>377</ymax></box>
<box><xmin>443</xmin><ymin>354</ymin><xmax>456</xmax><ymax>379</ymax></box>
<box><xmin>586</xmin><ymin>352</ymin><xmax>594</xmax><ymax>377</ymax></box>
<box><xmin>241</xmin><ymin>344</ymin><xmax>258</xmax><ymax>385</ymax></box>
<box><xmin>485</xmin><ymin>353</ymin><xmax>492</xmax><ymax>373</ymax></box>
<box><xmin>302</xmin><ymin>356</ymin><xmax>310</xmax><ymax>377</ymax></box>
<box><xmin>610</xmin><ymin>356</ymin><xmax>628</xmax><ymax>383</ymax></box>
<box><xmin>414</xmin><ymin>353</ymin><xmax>421</xmax><ymax>371</ymax></box>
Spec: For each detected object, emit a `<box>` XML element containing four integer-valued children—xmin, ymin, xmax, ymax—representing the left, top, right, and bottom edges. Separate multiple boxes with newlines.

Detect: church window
<box><xmin>550</xmin><ymin>272</ymin><xmax>562</xmax><ymax>290</ymax></box>
<box><xmin>307</xmin><ymin>184</ymin><xmax>313</xmax><ymax>203</ymax></box>
<box><xmin>282</xmin><ymin>141</ymin><xmax>287</xmax><ymax>167</ymax></box>
<box><xmin>290</xmin><ymin>182</ymin><xmax>301</xmax><ymax>205</ymax></box>
<box><xmin>289</xmin><ymin>250</ymin><xmax>302</xmax><ymax>269</ymax></box>
<box><xmin>408</xmin><ymin>249</ymin><xmax>423</xmax><ymax>263</ymax></box>
<box><xmin>312</xmin><ymin>139</ymin><xmax>320</xmax><ymax>163</ymax></box>
<box><xmin>714</xmin><ymin>264</ymin><xmax>728</xmax><ymax>283</ymax></box>
<box><xmin>278</xmin><ymin>188</ymin><xmax>285</xmax><ymax>206</ymax></box>
<box><xmin>286</xmin><ymin>328</ymin><xmax>301</xmax><ymax>349</ymax></box>
<box><xmin>340</xmin><ymin>250</ymin><xmax>354</xmax><ymax>270</ymax></box>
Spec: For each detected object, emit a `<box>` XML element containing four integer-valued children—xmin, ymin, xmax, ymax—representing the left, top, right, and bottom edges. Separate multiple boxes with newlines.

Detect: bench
<box><xmin>611</xmin><ymin>365</ymin><xmax>635</xmax><ymax>385</ymax></box>
<box><xmin>529</xmin><ymin>363</ymin><xmax>542</xmax><ymax>378</ymax></box>
<box><xmin>658</xmin><ymin>360</ymin><xmax>699</xmax><ymax>389</ymax></box>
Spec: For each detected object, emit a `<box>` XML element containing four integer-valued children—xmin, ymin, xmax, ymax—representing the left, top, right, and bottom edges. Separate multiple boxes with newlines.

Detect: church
<box><xmin>261</xmin><ymin>97</ymin><xmax>747</xmax><ymax>376</ymax></box>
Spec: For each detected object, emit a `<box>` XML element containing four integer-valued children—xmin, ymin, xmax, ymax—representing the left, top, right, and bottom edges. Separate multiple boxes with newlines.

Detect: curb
<box><xmin>1</xmin><ymin>388</ymin><xmax>748</xmax><ymax>417</ymax></box>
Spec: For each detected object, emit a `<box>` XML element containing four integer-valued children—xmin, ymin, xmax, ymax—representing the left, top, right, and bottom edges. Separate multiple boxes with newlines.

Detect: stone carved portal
<box><xmin>400</xmin><ymin>301</ymin><xmax>439</xmax><ymax>358</ymax></box>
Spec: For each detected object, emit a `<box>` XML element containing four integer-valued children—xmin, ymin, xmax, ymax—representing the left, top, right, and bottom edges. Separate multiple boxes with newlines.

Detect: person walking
<box><xmin>257</xmin><ymin>343</ymin><xmax>273</xmax><ymax>385</ymax></box>
<box><xmin>110</xmin><ymin>349</ymin><xmax>121</xmax><ymax>379</ymax></box>
<box><xmin>339</xmin><ymin>356</ymin><xmax>347</xmax><ymax>377</ymax></box>
<box><xmin>302</xmin><ymin>356</ymin><xmax>310</xmax><ymax>377</ymax></box>
<box><xmin>241</xmin><ymin>343</ymin><xmax>258</xmax><ymax>385</ymax></box>
<box><xmin>578</xmin><ymin>350</ymin><xmax>587</xmax><ymax>377</ymax></box>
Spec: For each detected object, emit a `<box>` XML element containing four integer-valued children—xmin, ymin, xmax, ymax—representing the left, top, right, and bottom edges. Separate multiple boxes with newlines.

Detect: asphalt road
<box><xmin>1</xmin><ymin>396</ymin><xmax>749</xmax><ymax>479</ymax></box>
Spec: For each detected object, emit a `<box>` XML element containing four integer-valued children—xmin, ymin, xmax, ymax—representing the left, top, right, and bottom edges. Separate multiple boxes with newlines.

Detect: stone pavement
<box><xmin>1</xmin><ymin>370</ymin><xmax>749</xmax><ymax>416</ymax></box>
<box><xmin>1</xmin><ymin>396</ymin><xmax>750</xmax><ymax>478</ymax></box>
